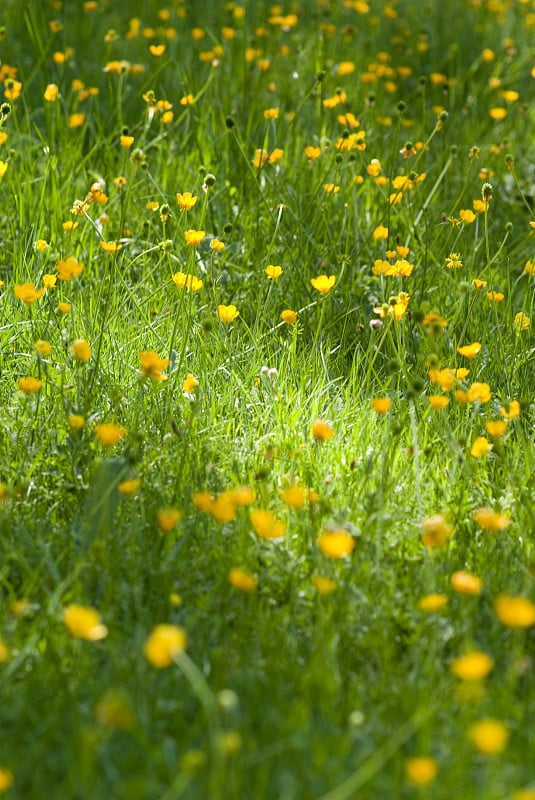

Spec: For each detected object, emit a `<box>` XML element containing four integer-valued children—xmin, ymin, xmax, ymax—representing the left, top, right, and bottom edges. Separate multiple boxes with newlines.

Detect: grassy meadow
<box><xmin>1</xmin><ymin>0</ymin><xmax>535</xmax><ymax>797</ymax></box>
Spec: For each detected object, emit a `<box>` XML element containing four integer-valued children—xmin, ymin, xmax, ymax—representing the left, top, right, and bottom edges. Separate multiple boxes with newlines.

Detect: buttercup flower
<box><xmin>310</xmin><ymin>275</ymin><xmax>336</xmax><ymax>294</ymax></box>
<box><xmin>63</xmin><ymin>603</ymin><xmax>108</xmax><ymax>641</ymax></box>
<box><xmin>176</xmin><ymin>192</ymin><xmax>198</xmax><ymax>211</ymax></box>
<box><xmin>139</xmin><ymin>350</ymin><xmax>169</xmax><ymax>381</ymax></box>
<box><xmin>144</xmin><ymin>624</ymin><xmax>187</xmax><ymax>667</ymax></box>
<box><xmin>405</xmin><ymin>757</ymin><xmax>438</xmax><ymax>786</ymax></box>
<box><xmin>218</xmin><ymin>304</ymin><xmax>240</xmax><ymax>323</ymax></box>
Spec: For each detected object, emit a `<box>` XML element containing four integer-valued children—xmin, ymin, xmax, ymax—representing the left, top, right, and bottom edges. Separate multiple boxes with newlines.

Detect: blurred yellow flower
<box><xmin>250</xmin><ymin>509</ymin><xmax>286</xmax><ymax>539</ymax></box>
<box><xmin>71</xmin><ymin>339</ymin><xmax>92</xmax><ymax>363</ymax></box>
<box><xmin>494</xmin><ymin>595</ymin><xmax>535</xmax><ymax>628</ymax></box>
<box><xmin>312</xmin><ymin>419</ymin><xmax>334</xmax><ymax>440</ymax></box>
<box><xmin>451</xmin><ymin>651</ymin><xmax>493</xmax><ymax>681</ymax></box>
<box><xmin>144</xmin><ymin>624</ymin><xmax>186</xmax><ymax>667</ymax></box>
<box><xmin>318</xmin><ymin>530</ymin><xmax>356</xmax><ymax>559</ymax></box>
<box><xmin>64</xmin><ymin>603</ymin><xmax>108</xmax><ymax>641</ymax></box>
<box><xmin>418</xmin><ymin>594</ymin><xmax>448</xmax><ymax>612</ymax></box>
<box><xmin>229</xmin><ymin>568</ymin><xmax>258</xmax><ymax>592</ymax></box>
<box><xmin>450</xmin><ymin>571</ymin><xmax>482</xmax><ymax>595</ymax></box>
<box><xmin>95</xmin><ymin>423</ymin><xmax>127</xmax><ymax>447</ymax></box>
<box><xmin>473</xmin><ymin>507</ymin><xmax>511</xmax><ymax>531</ymax></box>
<box><xmin>405</xmin><ymin>757</ymin><xmax>438</xmax><ymax>786</ymax></box>
<box><xmin>468</xmin><ymin>719</ymin><xmax>509</xmax><ymax>754</ymax></box>
<box><xmin>421</xmin><ymin>514</ymin><xmax>453</xmax><ymax>548</ymax></box>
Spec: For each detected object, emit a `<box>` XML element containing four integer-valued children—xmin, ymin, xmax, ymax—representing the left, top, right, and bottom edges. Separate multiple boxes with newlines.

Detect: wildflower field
<box><xmin>1</xmin><ymin>0</ymin><xmax>535</xmax><ymax>796</ymax></box>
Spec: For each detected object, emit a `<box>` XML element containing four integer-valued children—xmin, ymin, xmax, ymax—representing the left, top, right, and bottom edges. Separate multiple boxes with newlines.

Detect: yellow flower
<box><xmin>149</xmin><ymin>44</ymin><xmax>166</xmax><ymax>56</ymax></box>
<box><xmin>57</xmin><ymin>255</ymin><xmax>84</xmax><ymax>280</ymax></box>
<box><xmin>183</xmin><ymin>373</ymin><xmax>199</xmax><ymax>393</ymax></box>
<box><xmin>176</xmin><ymin>192</ymin><xmax>198</xmax><ymax>211</ymax></box>
<box><xmin>63</xmin><ymin>603</ymin><xmax>108</xmax><ymax>641</ymax></box>
<box><xmin>460</xmin><ymin>209</ymin><xmax>476</xmax><ymax>223</ymax></box>
<box><xmin>0</xmin><ymin>768</ymin><xmax>14</xmax><ymax>792</ymax></box>
<box><xmin>457</xmin><ymin>342</ymin><xmax>481</xmax><ymax>358</ymax></box>
<box><xmin>514</xmin><ymin>312</ymin><xmax>530</xmax><ymax>330</ymax></box>
<box><xmin>310</xmin><ymin>274</ymin><xmax>336</xmax><ymax>294</ymax></box>
<box><xmin>118</xmin><ymin>479</ymin><xmax>141</xmax><ymax>495</ymax></box>
<box><xmin>68</xmin><ymin>414</ymin><xmax>85</xmax><ymax>430</ymax></box>
<box><xmin>371</xmin><ymin>397</ymin><xmax>392</xmax><ymax>414</ymax></box>
<box><xmin>57</xmin><ymin>302</ymin><xmax>72</xmax><ymax>315</ymax></box>
<box><xmin>318</xmin><ymin>530</ymin><xmax>356</xmax><ymax>559</ymax></box>
<box><xmin>450</xmin><ymin>571</ymin><xmax>483</xmax><ymax>595</ymax></box>
<box><xmin>489</xmin><ymin>107</ymin><xmax>507</xmax><ymax>121</ymax></box>
<box><xmin>265</xmin><ymin>264</ymin><xmax>283</xmax><ymax>280</ymax></box>
<box><xmin>36</xmin><ymin>239</ymin><xmax>48</xmax><ymax>251</ymax></box>
<box><xmin>304</xmin><ymin>145</ymin><xmax>321</xmax><ymax>160</ymax></box>
<box><xmin>35</xmin><ymin>340</ymin><xmax>51</xmax><ymax>357</ymax></box>
<box><xmin>494</xmin><ymin>595</ymin><xmax>535</xmax><ymax>628</ymax></box>
<box><xmin>14</xmin><ymin>282</ymin><xmax>45</xmax><ymax>305</ymax></box>
<box><xmin>268</xmin><ymin>148</ymin><xmax>284</xmax><ymax>164</ymax></box>
<box><xmin>280</xmin><ymin>485</ymin><xmax>307</xmax><ymax>509</ymax></box>
<box><xmin>470</xmin><ymin>436</ymin><xmax>492</xmax><ymax>457</ymax></box>
<box><xmin>0</xmin><ymin>638</ymin><xmax>11</xmax><ymax>663</ymax></box>
<box><xmin>312</xmin><ymin>419</ymin><xmax>334</xmax><ymax>440</ymax></box>
<box><xmin>120</xmin><ymin>134</ymin><xmax>134</xmax><ymax>148</ymax></box>
<box><xmin>445</xmin><ymin>252</ymin><xmax>463</xmax><ymax>269</ymax></box>
<box><xmin>514</xmin><ymin>790</ymin><xmax>535</xmax><ymax>800</ymax></box>
<box><xmin>485</xmin><ymin>420</ymin><xmax>507</xmax><ymax>438</ymax></box>
<box><xmin>468</xmin><ymin>719</ymin><xmax>509</xmax><ymax>754</ymax></box>
<box><xmin>311</xmin><ymin>575</ymin><xmax>338</xmax><ymax>595</ymax></box>
<box><xmin>281</xmin><ymin>309</ymin><xmax>297</xmax><ymax>324</ymax></box>
<box><xmin>180</xmin><ymin>93</ymin><xmax>194</xmax><ymax>106</ymax></box>
<box><xmin>218</xmin><ymin>304</ymin><xmax>240</xmax><ymax>323</ymax></box>
<box><xmin>428</xmin><ymin>395</ymin><xmax>449</xmax><ymax>409</ymax></box>
<box><xmin>467</xmin><ymin>382</ymin><xmax>491</xmax><ymax>403</ymax></box>
<box><xmin>228</xmin><ymin>568</ymin><xmax>258</xmax><ymax>592</ymax></box>
<box><xmin>451</xmin><ymin>651</ymin><xmax>493</xmax><ymax>681</ymax></box>
<box><xmin>172</xmin><ymin>271</ymin><xmax>203</xmax><ymax>291</ymax></box>
<box><xmin>17</xmin><ymin>376</ymin><xmax>42</xmax><ymax>395</ymax></box>
<box><xmin>43</xmin><ymin>274</ymin><xmax>57</xmax><ymax>289</ymax></box>
<box><xmin>71</xmin><ymin>338</ymin><xmax>92</xmax><ymax>363</ymax></box>
<box><xmin>421</xmin><ymin>514</ymin><xmax>453</xmax><ymax>549</ymax></box>
<box><xmin>373</xmin><ymin>225</ymin><xmax>388</xmax><ymax>241</ymax></box>
<box><xmin>62</xmin><ymin>220</ymin><xmax>79</xmax><ymax>232</ymax></box>
<box><xmin>100</xmin><ymin>241</ymin><xmax>122</xmax><ymax>253</ymax></box>
<box><xmin>338</xmin><ymin>61</ymin><xmax>355</xmax><ymax>76</ymax></box>
<box><xmin>69</xmin><ymin>112</ymin><xmax>85</xmax><ymax>128</ymax></box>
<box><xmin>263</xmin><ymin>107</ymin><xmax>279</xmax><ymax>119</ymax></box>
<box><xmin>156</xmin><ymin>508</ymin><xmax>183</xmax><ymax>533</ymax></box>
<box><xmin>184</xmin><ymin>229</ymin><xmax>206</xmax><ymax>247</ymax></box>
<box><xmin>44</xmin><ymin>83</ymin><xmax>59</xmax><ymax>102</ymax></box>
<box><xmin>210</xmin><ymin>238</ymin><xmax>225</xmax><ymax>252</ymax></box>
<box><xmin>500</xmin><ymin>400</ymin><xmax>521</xmax><ymax>419</ymax></box>
<box><xmin>95</xmin><ymin>423</ymin><xmax>127</xmax><ymax>447</ymax></box>
<box><xmin>139</xmin><ymin>350</ymin><xmax>169</xmax><ymax>381</ymax></box>
<box><xmin>422</xmin><ymin>311</ymin><xmax>448</xmax><ymax>335</ymax></box>
<box><xmin>487</xmin><ymin>291</ymin><xmax>504</xmax><ymax>303</ymax></box>
<box><xmin>144</xmin><ymin>624</ymin><xmax>187</xmax><ymax>667</ymax></box>
<box><xmin>473</xmin><ymin>507</ymin><xmax>511</xmax><ymax>531</ymax></box>
<box><xmin>418</xmin><ymin>593</ymin><xmax>448</xmax><ymax>612</ymax></box>
<box><xmin>405</xmin><ymin>757</ymin><xmax>438</xmax><ymax>786</ymax></box>
<box><xmin>252</xmin><ymin>149</ymin><xmax>268</xmax><ymax>168</ymax></box>
<box><xmin>250</xmin><ymin>509</ymin><xmax>286</xmax><ymax>539</ymax></box>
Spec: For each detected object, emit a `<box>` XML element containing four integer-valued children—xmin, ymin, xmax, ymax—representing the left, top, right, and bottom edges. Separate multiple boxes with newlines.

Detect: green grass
<box><xmin>0</xmin><ymin>0</ymin><xmax>535</xmax><ymax>797</ymax></box>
